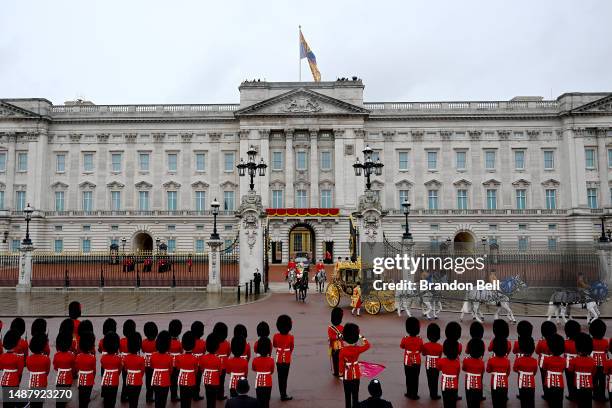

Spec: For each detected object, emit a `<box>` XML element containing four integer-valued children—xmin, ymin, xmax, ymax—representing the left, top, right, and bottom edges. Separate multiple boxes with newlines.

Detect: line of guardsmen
<box><xmin>0</xmin><ymin>301</ymin><xmax>296</xmax><ymax>408</ymax></box>
<box><xmin>328</xmin><ymin>306</ymin><xmax>612</xmax><ymax>408</ymax></box>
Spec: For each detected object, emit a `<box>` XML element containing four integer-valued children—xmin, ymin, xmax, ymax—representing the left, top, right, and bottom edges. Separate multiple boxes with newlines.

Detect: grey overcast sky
<box><xmin>1</xmin><ymin>0</ymin><xmax>611</xmax><ymax>104</ymax></box>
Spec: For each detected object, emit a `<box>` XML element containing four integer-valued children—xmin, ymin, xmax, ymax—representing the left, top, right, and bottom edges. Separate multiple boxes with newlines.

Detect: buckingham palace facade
<box><xmin>0</xmin><ymin>80</ymin><xmax>611</xmax><ymax>261</ymax></box>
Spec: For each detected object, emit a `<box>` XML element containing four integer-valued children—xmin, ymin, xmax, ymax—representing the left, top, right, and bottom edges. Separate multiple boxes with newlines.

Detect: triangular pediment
<box><xmin>0</xmin><ymin>101</ymin><xmax>42</xmax><ymax>119</ymax></box>
<box><xmin>191</xmin><ymin>181</ymin><xmax>209</xmax><ymax>189</ymax></box>
<box><xmin>234</xmin><ymin>88</ymin><xmax>369</xmax><ymax>117</ymax></box>
<box><xmin>571</xmin><ymin>94</ymin><xmax>612</xmax><ymax>114</ymax></box>
<box><xmin>79</xmin><ymin>181</ymin><xmax>96</xmax><ymax>189</ymax></box>
<box><xmin>453</xmin><ymin>178</ymin><xmax>472</xmax><ymax>187</ymax></box>
<box><xmin>512</xmin><ymin>178</ymin><xmax>531</xmax><ymax>187</ymax></box>
<box><xmin>51</xmin><ymin>181</ymin><xmax>69</xmax><ymax>189</ymax></box>
<box><xmin>482</xmin><ymin>178</ymin><xmax>501</xmax><ymax>187</ymax></box>
<box><xmin>135</xmin><ymin>181</ymin><xmax>153</xmax><ymax>189</ymax></box>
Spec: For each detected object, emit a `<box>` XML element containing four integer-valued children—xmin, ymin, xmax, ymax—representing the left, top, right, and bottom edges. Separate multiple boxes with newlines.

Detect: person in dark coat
<box><xmin>225</xmin><ymin>377</ymin><xmax>259</xmax><ymax>408</ymax></box>
<box><xmin>253</xmin><ymin>269</ymin><xmax>262</xmax><ymax>295</ymax></box>
<box><xmin>359</xmin><ymin>379</ymin><xmax>393</xmax><ymax>408</ymax></box>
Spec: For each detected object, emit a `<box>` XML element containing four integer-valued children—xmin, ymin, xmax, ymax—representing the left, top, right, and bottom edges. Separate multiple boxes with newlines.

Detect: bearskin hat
<box><xmin>156</xmin><ymin>330</ymin><xmax>171</xmax><ymax>354</ymax></box>
<box><xmin>79</xmin><ymin>331</ymin><xmax>95</xmax><ymax>354</ymax></box>
<box><xmin>29</xmin><ymin>334</ymin><xmax>46</xmax><ymax>355</ymax></box>
<box><xmin>103</xmin><ymin>332</ymin><xmax>120</xmax><ymax>354</ymax></box>
<box><xmin>256</xmin><ymin>336</ymin><xmax>272</xmax><ymax>356</ymax></box>
<box><xmin>589</xmin><ymin>319</ymin><xmax>607</xmax><ymax>340</ymax></box>
<box><xmin>231</xmin><ymin>336</ymin><xmax>246</xmax><ymax>358</ymax></box>
<box><xmin>123</xmin><ymin>319</ymin><xmax>136</xmax><ymax>337</ymax></box>
<box><xmin>58</xmin><ymin>319</ymin><xmax>74</xmax><ymax>337</ymax></box>
<box><xmin>343</xmin><ymin>323</ymin><xmax>360</xmax><ymax>345</ymax></box>
<box><xmin>443</xmin><ymin>339</ymin><xmax>458</xmax><ymax>360</ymax></box>
<box><xmin>233</xmin><ymin>324</ymin><xmax>248</xmax><ymax>339</ymax></box>
<box><xmin>492</xmin><ymin>319</ymin><xmax>509</xmax><ymax>340</ymax></box>
<box><xmin>547</xmin><ymin>333</ymin><xmax>565</xmax><ymax>357</ymax></box>
<box><xmin>127</xmin><ymin>332</ymin><xmax>142</xmax><ymax>354</ymax></box>
<box><xmin>445</xmin><ymin>322</ymin><xmax>461</xmax><ymax>342</ymax></box>
<box><xmin>213</xmin><ymin>322</ymin><xmax>228</xmax><ymax>341</ymax></box>
<box><xmin>276</xmin><ymin>315</ymin><xmax>293</xmax><ymax>335</ymax></box>
<box><xmin>575</xmin><ymin>332</ymin><xmax>593</xmax><ymax>356</ymax></box>
<box><xmin>516</xmin><ymin>321</ymin><xmax>533</xmax><ymax>339</ymax></box>
<box><xmin>169</xmin><ymin>319</ymin><xmax>182</xmax><ymax>338</ymax></box>
<box><xmin>405</xmin><ymin>317</ymin><xmax>420</xmax><ymax>336</ymax></box>
<box><xmin>205</xmin><ymin>333</ymin><xmax>219</xmax><ymax>354</ymax></box>
<box><xmin>427</xmin><ymin>323</ymin><xmax>441</xmax><ymax>342</ymax></box>
<box><xmin>468</xmin><ymin>339</ymin><xmax>484</xmax><ymax>359</ymax></box>
<box><xmin>492</xmin><ymin>337</ymin><xmax>508</xmax><ymax>357</ymax></box>
<box><xmin>181</xmin><ymin>331</ymin><xmax>195</xmax><ymax>352</ymax></box>
<box><xmin>55</xmin><ymin>332</ymin><xmax>72</xmax><ymax>353</ymax></box>
<box><xmin>331</xmin><ymin>307</ymin><xmax>343</xmax><ymax>326</ymax></box>
<box><xmin>102</xmin><ymin>318</ymin><xmax>117</xmax><ymax>336</ymax></box>
<box><xmin>68</xmin><ymin>301</ymin><xmax>82</xmax><ymax>319</ymax></box>
<box><xmin>31</xmin><ymin>318</ymin><xmax>47</xmax><ymax>337</ymax></box>
<box><xmin>564</xmin><ymin>320</ymin><xmax>581</xmax><ymax>340</ymax></box>
<box><xmin>144</xmin><ymin>322</ymin><xmax>158</xmax><ymax>341</ymax></box>
<box><xmin>10</xmin><ymin>318</ymin><xmax>25</xmax><ymax>336</ymax></box>
<box><xmin>518</xmin><ymin>337</ymin><xmax>535</xmax><ymax>356</ymax></box>
<box><xmin>78</xmin><ymin>320</ymin><xmax>93</xmax><ymax>338</ymax></box>
<box><xmin>469</xmin><ymin>321</ymin><xmax>484</xmax><ymax>340</ymax></box>
<box><xmin>256</xmin><ymin>321</ymin><xmax>270</xmax><ymax>338</ymax></box>
<box><xmin>3</xmin><ymin>330</ymin><xmax>19</xmax><ymax>351</ymax></box>
<box><xmin>540</xmin><ymin>321</ymin><xmax>557</xmax><ymax>339</ymax></box>
<box><xmin>191</xmin><ymin>321</ymin><xmax>205</xmax><ymax>339</ymax></box>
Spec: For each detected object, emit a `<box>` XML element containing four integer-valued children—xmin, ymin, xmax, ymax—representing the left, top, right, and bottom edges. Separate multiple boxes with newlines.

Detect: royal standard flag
<box><xmin>299</xmin><ymin>29</ymin><xmax>321</xmax><ymax>82</ymax></box>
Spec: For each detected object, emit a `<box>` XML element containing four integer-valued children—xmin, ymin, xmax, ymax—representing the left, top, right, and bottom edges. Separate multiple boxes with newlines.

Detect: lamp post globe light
<box><xmin>353</xmin><ymin>144</ymin><xmax>384</xmax><ymax>191</ymax></box>
<box><xmin>401</xmin><ymin>198</ymin><xmax>412</xmax><ymax>240</ymax></box>
<box><xmin>237</xmin><ymin>145</ymin><xmax>267</xmax><ymax>192</ymax></box>
<box><xmin>22</xmin><ymin>203</ymin><xmax>34</xmax><ymax>246</ymax></box>
<box><xmin>155</xmin><ymin>237</ymin><xmax>161</xmax><ymax>251</ymax></box>
<box><xmin>121</xmin><ymin>237</ymin><xmax>127</xmax><ymax>252</ymax></box>
<box><xmin>210</xmin><ymin>198</ymin><xmax>221</xmax><ymax>240</ymax></box>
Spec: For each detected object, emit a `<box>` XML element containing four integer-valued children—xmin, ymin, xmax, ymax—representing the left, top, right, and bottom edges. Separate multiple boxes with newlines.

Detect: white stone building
<box><xmin>0</xmin><ymin>80</ymin><xmax>611</xmax><ymax>262</ymax></box>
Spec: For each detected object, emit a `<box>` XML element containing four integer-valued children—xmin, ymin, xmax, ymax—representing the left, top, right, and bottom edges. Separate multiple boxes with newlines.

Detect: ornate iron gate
<box><xmin>220</xmin><ymin>235</ymin><xmax>240</xmax><ymax>286</ymax></box>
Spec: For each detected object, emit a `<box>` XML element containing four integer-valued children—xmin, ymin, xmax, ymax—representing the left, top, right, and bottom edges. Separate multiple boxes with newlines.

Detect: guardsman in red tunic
<box><xmin>69</xmin><ymin>301</ymin><xmax>82</xmax><ymax>338</ymax></box>
<box><xmin>252</xmin><ymin>337</ymin><xmax>275</xmax><ymax>408</ymax></box>
<box><xmin>26</xmin><ymin>334</ymin><xmax>51</xmax><ymax>408</ymax></box>
<box><xmin>254</xmin><ymin>321</ymin><xmax>270</xmax><ymax>356</ymax></box>
<box><xmin>328</xmin><ymin>307</ymin><xmax>344</xmax><ymax>377</ymax></box>
<box><xmin>400</xmin><ymin>316</ymin><xmax>423</xmax><ymax>400</ymax></box>
<box><xmin>10</xmin><ymin>318</ymin><xmax>28</xmax><ymax>366</ymax></box>
<box><xmin>604</xmin><ymin>340</ymin><xmax>612</xmax><ymax>405</ymax></box>
<box><xmin>422</xmin><ymin>323</ymin><xmax>443</xmax><ymax>400</ymax></box>
<box><xmin>168</xmin><ymin>319</ymin><xmax>183</xmax><ymax>402</ymax></box>
<box><xmin>537</xmin><ymin>321</ymin><xmax>557</xmax><ymax>400</ymax></box>
<box><xmin>542</xmin><ymin>333</ymin><xmax>566</xmax><ymax>406</ymax></box>
<box><xmin>339</xmin><ymin>323</ymin><xmax>371</xmax><ymax>408</ymax></box>
<box><xmin>486</xmin><ymin>338</ymin><xmax>511</xmax><ymax>408</ymax></box>
<box><xmin>226</xmin><ymin>336</ymin><xmax>249</xmax><ymax>397</ymax></box>
<box><xmin>119</xmin><ymin>319</ymin><xmax>136</xmax><ymax>403</ymax></box>
<box><xmin>233</xmin><ymin>324</ymin><xmax>251</xmax><ymax>361</ymax></box>
<box><xmin>564</xmin><ymin>320</ymin><xmax>581</xmax><ymax>401</ymax></box>
<box><xmin>488</xmin><ymin>319</ymin><xmax>512</xmax><ymax>357</ymax></box>
<box><xmin>175</xmin><ymin>331</ymin><xmax>198</xmax><ymax>408</ymax></box>
<box><xmin>190</xmin><ymin>321</ymin><xmax>206</xmax><ymax>401</ymax></box>
<box><xmin>142</xmin><ymin>322</ymin><xmax>158</xmax><ymax>403</ymax></box>
<box><xmin>123</xmin><ymin>332</ymin><xmax>145</xmax><ymax>408</ymax></box>
<box><xmin>213</xmin><ymin>322</ymin><xmax>230</xmax><ymax>401</ymax></box>
<box><xmin>30</xmin><ymin>319</ymin><xmax>50</xmax><ymax>356</ymax></box>
<box><xmin>0</xmin><ymin>330</ymin><xmax>24</xmax><ymax>402</ymax></box>
<box><xmin>53</xmin><ymin>333</ymin><xmax>75</xmax><ymax>408</ymax></box>
<box><xmin>151</xmin><ymin>331</ymin><xmax>173</xmax><ymax>408</ymax></box>
<box><xmin>568</xmin><ymin>332</ymin><xmax>597</xmax><ymax>408</ymax></box>
<box><xmin>98</xmin><ymin>319</ymin><xmax>116</xmax><ymax>355</ymax></box>
<box><xmin>513</xmin><ymin>337</ymin><xmax>538</xmax><ymax>408</ymax></box>
<box><xmin>198</xmin><ymin>333</ymin><xmax>222</xmax><ymax>408</ymax></box>
<box><xmin>589</xmin><ymin>319</ymin><xmax>609</xmax><ymax>402</ymax></box>
<box><xmin>513</xmin><ymin>321</ymin><xmax>534</xmax><ymax>356</ymax></box>
<box><xmin>100</xmin><ymin>332</ymin><xmax>122</xmax><ymax>408</ymax></box>
<box><xmin>75</xmin><ymin>331</ymin><xmax>96</xmax><ymax>407</ymax></box>
<box><xmin>463</xmin><ymin>339</ymin><xmax>485</xmax><ymax>408</ymax></box>
<box><xmin>438</xmin><ymin>339</ymin><xmax>460</xmax><ymax>407</ymax></box>
<box><xmin>273</xmin><ymin>314</ymin><xmax>294</xmax><ymax>401</ymax></box>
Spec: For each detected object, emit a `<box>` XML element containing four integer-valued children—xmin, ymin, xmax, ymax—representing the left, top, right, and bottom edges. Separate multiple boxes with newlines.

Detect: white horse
<box><xmin>395</xmin><ymin>286</ymin><xmax>441</xmax><ymax>320</ymax></box>
<box><xmin>547</xmin><ymin>288</ymin><xmax>604</xmax><ymax>324</ymax></box>
<box><xmin>460</xmin><ymin>276</ymin><xmax>526</xmax><ymax>323</ymax></box>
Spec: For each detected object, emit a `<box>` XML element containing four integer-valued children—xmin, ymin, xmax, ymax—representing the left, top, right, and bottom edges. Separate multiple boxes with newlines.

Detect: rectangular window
<box><xmin>55</xmin><ymin>191</ymin><xmax>64</xmax><ymax>211</ymax></box>
<box><xmin>167</xmin><ymin>191</ymin><xmax>177</xmax><ymax>211</ymax></box>
<box><xmin>398</xmin><ymin>152</ymin><xmax>409</xmax><ymax>171</ymax></box>
<box><xmin>585</xmin><ymin>148</ymin><xmax>596</xmax><ymax>169</ymax></box>
<box><xmin>54</xmin><ymin>239</ymin><xmax>63</xmax><ymax>253</ymax></box>
<box><xmin>0</xmin><ymin>152</ymin><xmax>6</xmax><ymax>171</ymax></box>
<box><xmin>82</xmin><ymin>239</ymin><xmax>91</xmax><ymax>253</ymax></box>
<box><xmin>485</xmin><ymin>150</ymin><xmax>496</xmax><ymax>170</ymax></box>
<box><xmin>139</xmin><ymin>153</ymin><xmax>150</xmax><ymax>171</ymax></box>
<box><xmin>139</xmin><ymin>191</ymin><xmax>150</xmax><ymax>211</ymax></box>
<box><xmin>111</xmin><ymin>153</ymin><xmax>122</xmax><ymax>172</ymax></box>
<box><xmin>272</xmin><ymin>152</ymin><xmax>283</xmax><ymax>170</ymax></box>
<box><xmin>516</xmin><ymin>189</ymin><xmax>526</xmax><ymax>209</ymax></box>
<box><xmin>11</xmin><ymin>240</ymin><xmax>19</xmax><ymax>252</ymax></box>
<box><xmin>457</xmin><ymin>189</ymin><xmax>468</xmax><ymax>210</ymax></box>
<box><xmin>223</xmin><ymin>191</ymin><xmax>235</xmax><ymax>211</ymax></box>
<box><xmin>320</xmin><ymin>151</ymin><xmax>332</xmax><ymax>170</ymax></box>
<box><xmin>548</xmin><ymin>237</ymin><xmax>557</xmax><ymax>250</ymax></box>
<box><xmin>15</xmin><ymin>191</ymin><xmax>26</xmax><ymax>211</ymax></box>
<box><xmin>489</xmin><ymin>224</ymin><xmax>498</xmax><ymax>231</ymax></box>
<box><xmin>195</xmin><ymin>239</ymin><xmax>205</xmax><ymax>253</ymax></box>
<box><xmin>399</xmin><ymin>190</ymin><xmax>409</xmax><ymax>209</ymax></box>
<box><xmin>167</xmin><ymin>239</ymin><xmax>176</xmax><ymax>253</ymax></box>
<box><xmin>82</xmin><ymin>191</ymin><xmax>93</xmax><ymax>211</ymax></box>
<box><xmin>224</xmin><ymin>152</ymin><xmax>235</xmax><ymax>172</ymax></box>
<box><xmin>486</xmin><ymin>189</ymin><xmax>497</xmax><ymax>210</ymax></box>
<box><xmin>167</xmin><ymin>225</ymin><xmax>176</xmax><ymax>231</ymax></box>
<box><xmin>167</xmin><ymin>153</ymin><xmax>177</xmax><ymax>172</ymax></box>
<box><xmin>272</xmin><ymin>190</ymin><xmax>284</xmax><ymax>209</ymax></box>
<box><xmin>518</xmin><ymin>237</ymin><xmax>528</xmax><ymax>251</ymax></box>
<box><xmin>609</xmin><ymin>149</ymin><xmax>612</xmax><ymax>168</ymax></box>
<box><xmin>195</xmin><ymin>153</ymin><xmax>205</xmax><ymax>171</ymax></box>
<box><xmin>83</xmin><ymin>225</ymin><xmax>90</xmax><ymax>231</ymax></box>
<box><xmin>83</xmin><ymin>153</ymin><xmax>94</xmax><ymax>172</ymax></box>
<box><xmin>548</xmin><ymin>224</ymin><xmax>557</xmax><ymax>231</ymax></box>
<box><xmin>195</xmin><ymin>191</ymin><xmax>205</xmax><ymax>211</ymax></box>
<box><xmin>296</xmin><ymin>151</ymin><xmax>307</xmax><ymax>170</ymax></box>
<box><xmin>55</xmin><ymin>225</ymin><xmax>62</xmax><ymax>231</ymax></box>
<box><xmin>587</xmin><ymin>188</ymin><xmax>598</xmax><ymax>209</ymax></box>
<box><xmin>371</xmin><ymin>151</ymin><xmax>380</xmax><ymax>162</ymax></box>
<box><xmin>320</xmin><ymin>189</ymin><xmax>332</xmax><ymax>208</ymax></box>
<box><xmin>428</xmin><ymin>190</ymin><xmax>438</xmax><ymax>210</ymax></box>
<box><xmin>295</xmin><ymin>190</ymin><xmax>308</xmax><ymax>208</ymax></box>
<box><xmin>111</xmin><ymin>191</ymin><xmax>121</xmax><ymax>211</ymax></box>
<box><xmin>545</xmin><ymin>189</ymin><xmax>557</xmax><ymax>210</ymax></box>
<box><xmin>456</xmin><ymin>151</ymin><xmax>466</xmax><ymax>170</ymax></box>
<box><xmin>427</xmin><ymin>151</ymin><xmax>437</xmax><ymax>170</ymax></box>
<box><xmin>514</xmin><ymin>150</ymin><xmax>525</xmax><ymax>170</ymax></box>
<box><xmin>0</xmin><ymin>191</ymin><xmax>4</xmax><ymax>209</ymax></box>
<box><xmin>17</xmin><ymin>153</ymin><xmax>27</xmax><ymax>172</ymax></box>
<box><xmin>56</xmin><ymin>154</ymin><xmax>66</xmax><ymax>173</ymax></box>
<box><xmin>544</xmin><ymin>150</ymin><xmax>554</xmax><ymax>170</ymax></box>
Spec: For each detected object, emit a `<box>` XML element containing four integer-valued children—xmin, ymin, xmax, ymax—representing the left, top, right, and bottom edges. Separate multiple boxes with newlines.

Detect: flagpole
<box><xmin>298</xmin><ymin>25</ymin><xmax>302</xmax><ymax>82</ymax></box>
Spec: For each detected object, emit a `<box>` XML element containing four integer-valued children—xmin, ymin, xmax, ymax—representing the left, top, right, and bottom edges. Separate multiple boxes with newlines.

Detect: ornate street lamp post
<box><xmin>211</xmin><ymin>198</ymin><xmax>220</xmax><ymax>240</ymax></box>
<box><xmin>237</xmin><ymin>146</ymin><xmax>267</xmax><ymax>192</ymax></box>
<box><xmin>599</xmin><ymin>216</ymin><xmax>609</xmax><ymax>242</ymax></box>
<box><xmin>121</xmin><ymin>237</ymin><xmax>127</xmax><ymax>253</ymax></box>
<box><xmin>352</xmin><ymin>145</ymin><xmax>384</xmax><ymax>191</ymax></box>
<box><xmin>155</xmin><ymin>238</ymin><xmax>161</xmax><ymax>251</ymax></box>
<box><xmin>22</xmin><ymin>203</ymin><xmax>34</xmax><ymax>246</ymax></box>
<box><xmin>401</xmin><ymin>198</ymin><xmax>412</xmax><ymax>240</ymax></box>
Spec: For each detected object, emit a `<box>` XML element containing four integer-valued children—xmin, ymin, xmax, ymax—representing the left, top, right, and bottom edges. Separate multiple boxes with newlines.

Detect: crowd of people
<box><xmin>327</xmin><ymin>307</ymin><xmax>612</xmax><ymax>408</ymax></box>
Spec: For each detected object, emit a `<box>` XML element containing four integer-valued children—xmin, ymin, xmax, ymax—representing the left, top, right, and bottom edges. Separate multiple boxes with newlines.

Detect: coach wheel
<box><xmin>325</xmin><ymin>284</ymin><xmax>340</xmax><ymax>307</ymax></box>
<box><xmin>381</xmin><ymin>293</ymin><xmax>396</xmax><ymax>313</ymax></box>
<box><xmin>364</xmin><ymin>295</ymin><xmax>381</xmax><ymax>315</ymax></box>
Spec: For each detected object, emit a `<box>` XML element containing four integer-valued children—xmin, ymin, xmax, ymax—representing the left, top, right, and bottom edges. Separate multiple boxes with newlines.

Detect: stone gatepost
<box><xmin>596</xmin><ymin>241</ymin><xmax>612</xmax><ymax>285</ymax></box>
<box><xmin>16</xmin><ymin>243</ymin><xmax>34</xmax><ymax>292</ymax></box>
<box><xmin>206</xmin><ymin>239</ymin><xmax>223</xmax><ymax>293</ymax></box>
<box><xmin>236</xmin><ymin>191</ymin><xmax>266</xmax><ymax>285</ymax></box>
<box><xmin>352</xmin><ymin>190</ymin><xmax>387</xmax><ymax>245</ymax></box>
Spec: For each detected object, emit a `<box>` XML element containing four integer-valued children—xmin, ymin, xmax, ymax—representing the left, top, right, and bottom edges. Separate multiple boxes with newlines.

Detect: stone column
<box><xmin>284</xmin><ymin>130</ymin><xmax>294</xmax><ymax>207</ymax></box>
<box><xmin>206</xmin><ymin>239</ymin><xmax>223</xmax><ymax>293</ymax></box>
<box><xmin>236</xmin><ymin>191</ymin><xmax>265</xmax><ymax>285</ymax></box>
<box><xmin>258</xmin><ymin>129</ymin><xmax>271</xmax><ymax>207</ymax></box>
<box><xmin>16</xmin><ymin>242</ymin><xmax>34</xmax><ymax>292</ymax></box>
<box><xmin>333</xmin><ymin>129</ymin><xmax>345</xmax><ymax>209</ymax></box>
<box><xmin>309</xmin><ymin>129</ymin><xmax>319</xmax><ymax>207</ymax></box>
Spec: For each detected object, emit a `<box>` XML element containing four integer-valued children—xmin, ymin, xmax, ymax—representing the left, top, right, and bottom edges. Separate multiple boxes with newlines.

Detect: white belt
<box><xmin>565</xmin><ymin>353</ymin><xmax>577</xmax><ymax>369</ymax></box>
<box><xmin>576</xmin><ymin>372</ymin><xmax>590</xmax><ymax>390</ymax></box>
<box><xmin>441</xmin><ymin>374</ymin><xmax>456</xmax><ymax>391</ymax></box>
<box><xmin>425</xmin><ymin>355</ymin><xmax>438</xmax><ymax>369</ymax></box>
<box><xmin>465</xmin><ymin>373</ymin><xmax>480</xmax><ymax>390</ymax></box>
<box><xmin>403</xmin><ymin>351</ymin><xmax>419</xmax><ymax>365</ymax></box>
<box><xmin>518</xmin><ymin>371</ymin><xmax>533</xmax><ymax>388</ymax></box>
<box><xmin>229</xmin><ymin>372</ymin><xmax>246</xmax><ymax>388</ymax></box>
<box><xmin>127</xmin><ymin>370</ymin><xmax>141</xmax><ymax>374</ymax></box>
<box><xmin>3</xmin><ymin>369</ymin><xmax>17</xmax><ymax>373</ymax></box>
<box><xmin>153</xmin><ymin>369</ymin><xmax>168</xmax><ymax>373</ymax></box>
<box><xmin>79</xmin><ymin>370</ymin><xmax>93</xmax><ymax>375</ymax></box>
<box><xmin>538</xmin><ymin>353</ymin><xmax>550</xmax><ymax>368</ymax></box>
<box><xmin>104</xmin><ymin>369</ymin><xmax>118</xmax><ymax>373</ymax></box>
<box><xmin>491</xmin><ymin>372</ymin><xmax>506</xmax><ymax>390</ymax></box>
<box><xmin>193</xmin><ymin>353</ymin><xmax>203</xmax><ymax>358</ymax></box>
<box><xmin>546</xmin><ymin>371</ymin><xmax>563</xmax><ymax>387</ymax></box>
<box><xmin>55</xmin><ymin>368</ymin><xmax>71</xmax><ymax>385</ymax></box>
<box><xmin>179</xmin><ymin>369</ymin><xmax>194</xmax><ymax>374</ymax></box>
